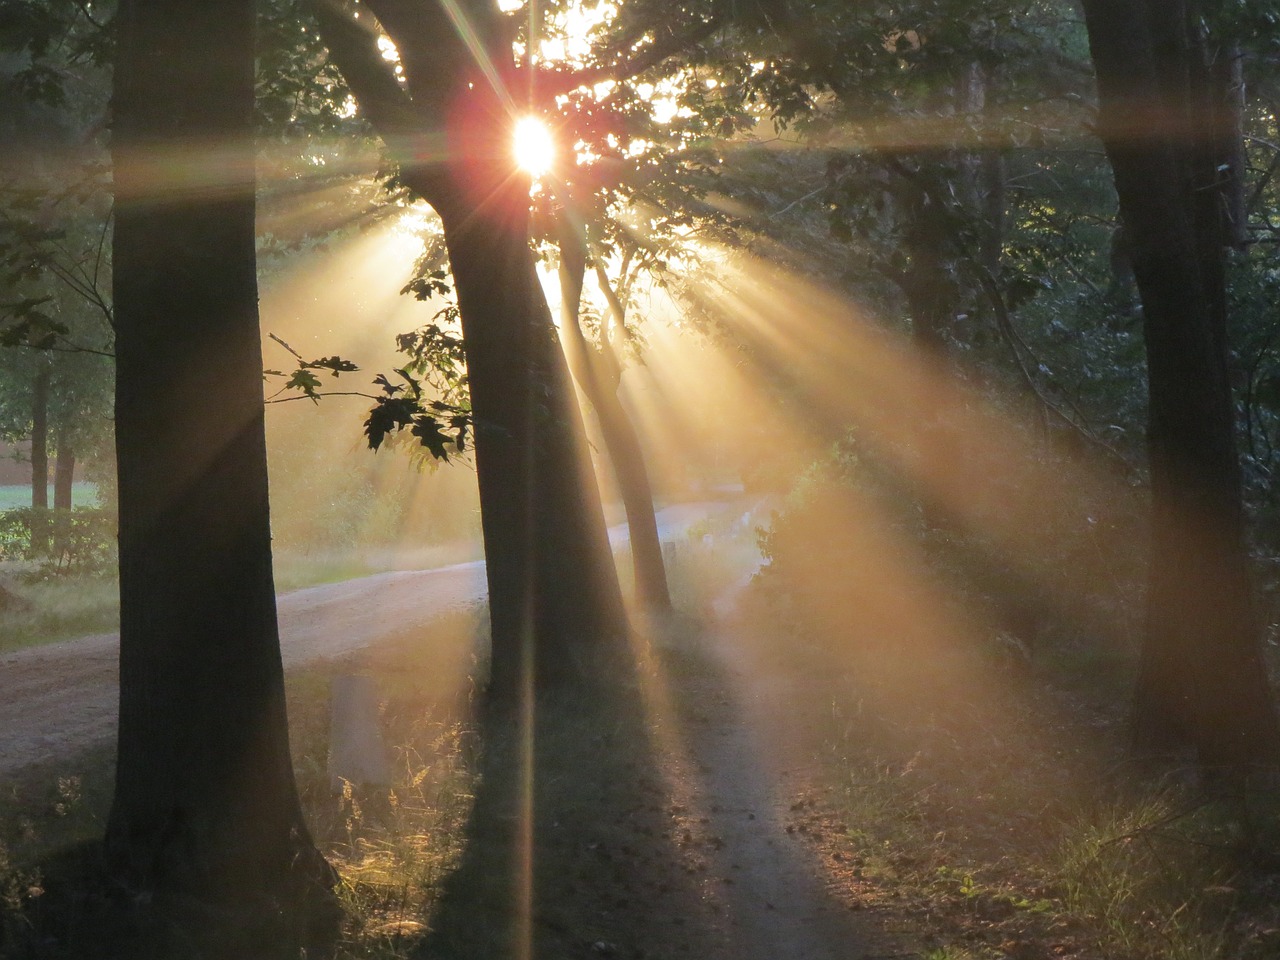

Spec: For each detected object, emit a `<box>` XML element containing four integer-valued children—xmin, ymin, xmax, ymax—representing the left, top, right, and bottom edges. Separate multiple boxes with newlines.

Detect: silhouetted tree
<box><xmin>313</xmin><ymin>0</ymin><xmax>629</xmax><ymax>699</ymax></box>
<box><xmin>1082</xmin><ymin>0</ymin><xmax>1279</xmax><ymax>767</ymax></box>
<box><xmin>107</xmin><ymin>0</ymin><xmax>337</xmax><ymax>944</ymax></box>
<box><xmin>557</xmin><ymin>216</ymin><xmax>672</xmax><ymax>614</ymax></box>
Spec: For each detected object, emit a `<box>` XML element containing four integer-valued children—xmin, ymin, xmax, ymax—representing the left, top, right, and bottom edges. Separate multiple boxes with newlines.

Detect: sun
<box><xmin>513</xmin><ymin>116</ymin><xmax>555</xmax><ymax>176</ymax></box>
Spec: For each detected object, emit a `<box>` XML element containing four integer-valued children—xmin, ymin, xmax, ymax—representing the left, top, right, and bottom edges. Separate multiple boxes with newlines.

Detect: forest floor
<box><xmin>4</xmin><ymin>520</ymin><xmax>1280</xmax><ymax>959</ymax></box>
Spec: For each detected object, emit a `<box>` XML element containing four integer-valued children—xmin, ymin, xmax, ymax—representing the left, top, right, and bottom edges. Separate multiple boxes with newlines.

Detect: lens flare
<box><xmin>513</xmin><ymin>116</ymin><xmax>554</xmax><ymax>175</ymax></box>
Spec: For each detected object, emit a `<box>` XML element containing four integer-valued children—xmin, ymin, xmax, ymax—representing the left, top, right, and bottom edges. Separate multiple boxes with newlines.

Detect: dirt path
<box><xmin>667</xmin><ymin>629</ymin><xmax>870</xmax><ymax>958</ymax></box>
<box><xmin>639</xmin><ymin>573</ymin><xmax>879</xmax><ymax>960</ymax></box>
<box><xmin>0</xmin><ymin>503</ymin><xmax>729</xmax><ymax>778</ymax></box>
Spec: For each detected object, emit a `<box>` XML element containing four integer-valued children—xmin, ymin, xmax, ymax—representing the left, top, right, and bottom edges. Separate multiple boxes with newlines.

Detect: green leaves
<box><xmin>400</xmin><ymin>268</ymin><xmax>452</xmax><ymax>302</ymax></box>
<box><xmin>0</xmin><ymin>297</ymin><xmax>68</xmax><ymax>348</ymax></box>
<box><xmin>363</xmin><ymin>369</ymin><xmax>471</xmax><ymax>462</ymax></box>
<box><xmin>265</xmin><ymin>334</ymin><xmax>361</xmax><ymax>401</ymax></box>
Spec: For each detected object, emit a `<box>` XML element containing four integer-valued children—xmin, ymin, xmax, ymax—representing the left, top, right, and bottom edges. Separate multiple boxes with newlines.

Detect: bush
<box><xmin>0</xmin><ymin>507</ymin><xmax>116</xmax><ymax>578</ymax></box>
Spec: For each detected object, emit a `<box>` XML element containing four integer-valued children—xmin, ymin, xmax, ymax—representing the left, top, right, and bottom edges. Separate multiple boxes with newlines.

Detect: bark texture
<box><xmin>1082</xmin><ymin>0</ymin><xmax>1279</xmax><ymax>767</ymax></box>
<box><xmin>107</xmin><ymin>0</ymin><xmax>336</xmax><ymax>944</ymax></box>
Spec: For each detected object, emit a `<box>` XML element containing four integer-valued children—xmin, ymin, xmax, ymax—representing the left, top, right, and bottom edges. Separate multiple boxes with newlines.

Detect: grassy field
<box><xmin>0</xmin><ymin>484</ymin><xmax>100</xmax><ymax>510</ymax></box>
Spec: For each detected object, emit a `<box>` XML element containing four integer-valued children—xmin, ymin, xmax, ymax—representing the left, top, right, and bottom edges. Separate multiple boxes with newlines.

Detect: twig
<box><xmin>265</xmin><ymin>390</ymin><xmax>379</xmax><ymax>405</ymax></box>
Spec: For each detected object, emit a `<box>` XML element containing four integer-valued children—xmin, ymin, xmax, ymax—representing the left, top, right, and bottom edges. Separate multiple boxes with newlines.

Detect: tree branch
<box><xmin>310</xmin><ymin>0</ymin><xmax>448</xmax><ymax>184</ymax></box>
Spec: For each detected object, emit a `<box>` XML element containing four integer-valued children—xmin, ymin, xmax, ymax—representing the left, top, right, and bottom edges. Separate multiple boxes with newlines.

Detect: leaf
<box><xmin>410</xmin><ymin>416</ymin><xmax>453</xmax><ymax>461</ymax></box>
<box><xmin>304</xmin><ymin>355</ymin><xmax>359</xmax><ymax>376</ymax></box>
<box><xmin>283</xmin><ymin>368</ymin><xmax>323</xmax><ymax>398</ymax></box>
<box><xmin>0</xmin><ymin>308</ymin><xmax>69</xmax><ymax>349</ymax></box>
<box><xmin>372</xmin><ymin>373</ymin><xmax>403</xmax><ymax>394</ymax></box>
<box><xmin>364</xmin><ymin>396</ymin><xmax>417</xmax><ymax>451</ymax></box>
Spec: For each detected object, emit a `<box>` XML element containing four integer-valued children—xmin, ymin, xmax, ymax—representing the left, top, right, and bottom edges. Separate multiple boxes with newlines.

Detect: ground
<box><xmin>5</xmin><ymin>506</ymin><xmax>1280</xmax><ymax>959</ymax></box>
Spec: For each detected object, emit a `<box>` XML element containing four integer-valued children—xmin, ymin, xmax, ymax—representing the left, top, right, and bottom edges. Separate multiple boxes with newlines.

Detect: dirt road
<box><xmin>0</xmin><ymin>503</ymin><xmax>731</xmax><ymax>778</ymax></box>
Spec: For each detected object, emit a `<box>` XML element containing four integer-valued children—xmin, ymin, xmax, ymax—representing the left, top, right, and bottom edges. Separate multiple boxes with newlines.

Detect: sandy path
<box><xmin>0</xmin><ymin>503</ymin><xmax>729</xmax><ymax>778</ymax></box>
<box><xmin>651</xmin><ymin>569</ymin><xmax>877</xmax><ymax>959</ymax></box>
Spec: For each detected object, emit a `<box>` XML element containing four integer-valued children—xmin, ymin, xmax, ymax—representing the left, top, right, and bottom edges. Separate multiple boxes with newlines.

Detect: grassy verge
<box><xmin>0</xmin><ymin>576</ymin><xmax>120</xmax><ymax>652</ymax></box>
<box><xmin>0</xmin><ymin>609</ymin><xmax>484</xmax><ymax>959</ymax></box>
<box><xmin>741</xmin><ymin>603</ymin><xmax>1280</xmax><ymax>960</ymax></box>
<box><xmin>283</xmin><ymin>610</ymin><xmax>483</xmax><ymax>959</ymax></box>
<box><xmin>0</xmin><ymin>524</ymin><xmax>759</xmax><ymax>959</ymax></box>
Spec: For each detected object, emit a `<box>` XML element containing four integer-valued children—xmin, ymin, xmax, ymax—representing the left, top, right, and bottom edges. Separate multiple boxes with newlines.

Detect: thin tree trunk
<box><xmin>53</xmin><ymin>430</ymin><xmax>74</xmax><ymax>561</ymax></box>
<box><xmin>558</xmin><ymin>228</ymin><xmax>672</xmax><ymax>613</ymax></box>
<box><xmin>30</xmin><ymin>365</ymin><xmax>49</xmax><ymax>511</ymax></box>
<box><xmin>1082</xmin><ymin>0</ymin><xmax>1279</xmax><ymax>768</ymax></box>
<box><xmin>53</xmin><ymin>443</ymin><xmax>74</xmax><ymax>511</ymax></box>
<box><xmin>29</xmin><ymin>364</ymin><xmax>50</xmax><ymax>555</ymax></box>
<box><xmin>107</xmin><ymin>0</ymin><xmax>337</xmax><ymax>942</ymax></box>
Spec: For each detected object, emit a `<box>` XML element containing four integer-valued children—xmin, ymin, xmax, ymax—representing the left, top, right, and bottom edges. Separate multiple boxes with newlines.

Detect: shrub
<box><xmin>0</xmin><ymin>507</ymin><xmax>116</xmax><ymax>578</ymax></box>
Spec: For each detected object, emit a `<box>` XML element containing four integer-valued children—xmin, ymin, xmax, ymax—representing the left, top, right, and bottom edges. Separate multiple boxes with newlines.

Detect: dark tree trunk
<box><xmin>897</xmin><ymin>167</ymin><xmax>961</xmax><ymax>533</ymax></box>
<box><xmin>107</xmin><ymin>0</ymin><xmax>336</xmax><ymax>943</ymax></box>
<box><xmin>30</xmin><ymin>364</ymin><xmax>50</xmax><ymax>554</ymax></box>
<box><xmin>30</xmin><ymin>365</ymin><xmax>49</xmax><ymax>511</ymax></box>
<box><xmin>53</xmin><ymin>443</ymin><xmax>74</xmax><ymax>511</ymax></box>
<box><xmin>424</xmin><ymin>162</ymin><xmax>628</xmax><ymax>699</ymax></box>
<box><xmin>52</xmin><ymin>430</ymin><xmax>74</xmax><ymax>560</ymax></box>
<box><xmin>558</xmin><ymin>230</ymin><xmax>672</xmax><ymax>614</ymax></box>
<box><xmin>313</xmin><ymin>0</ymin><xmax>629</xmax><ymax>701</ymax></box>
<box><xmin>1082</xmin><ymin>0</ymin><xmax>1279</xmax><ymax>767</ymax></box>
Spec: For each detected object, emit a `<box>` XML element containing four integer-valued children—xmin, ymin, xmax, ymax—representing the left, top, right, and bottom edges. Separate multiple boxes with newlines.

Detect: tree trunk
<box><xmin>29</xmin><ymin>363</ymin><xmax>50</xmax><ymax>554</ymax></box>
<box><xmin>107</xmin><ymin>0</ymin><xmax>337</xmax><ymax>944</ymax></box>
<box><xmin>558</xmin><ymin>229</ymin><xmax>672</xmax><ymax>613</ymax></box>
<box><xmin>30</xmin><ymin>365</ymin><xmax>49</xmax><ymax>510</ymax></box>
<box><xmin>53</xmin><ymin>442</ymin><xmax>74</xmax><ymax>511</ymax></box>
<box><xmin>312</xmin><ymin>0</ymin><xmax>629</xmax><ymax>701</ymax></box>
<box><xmin>1082</xmin><ymin>0</ymin><xmax>1279</xmax><ymax>768</ymax></box>
<box><xmin>53</xmin><ymin>430</ymin><xmax>74</xmax><ymax>561</ymax></box>
<box><xmin>426</xmin><ymin>170</ymin><xmax>628</xmax><ymax>700</ymax></box>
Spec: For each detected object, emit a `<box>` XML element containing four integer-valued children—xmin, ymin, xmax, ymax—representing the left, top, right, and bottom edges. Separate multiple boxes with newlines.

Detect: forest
<box><xmin>2</xmin><ymin>0</ymin><xmax>1280</xmax><ymax>957</ymax></box>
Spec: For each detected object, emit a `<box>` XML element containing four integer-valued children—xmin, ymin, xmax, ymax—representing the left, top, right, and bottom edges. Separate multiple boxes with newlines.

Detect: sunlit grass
<box><xmin>1054</xmin><ymin>793</ymin><xmax>1240</xmax><ymax>960</ymax></box>
<box><xmin>0</xmin><ymin>576</ymin><xmax>119</xmax><ymax>652</ymax></box>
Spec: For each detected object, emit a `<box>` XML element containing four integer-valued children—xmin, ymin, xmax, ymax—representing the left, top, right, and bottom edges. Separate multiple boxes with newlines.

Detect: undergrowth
<box><xmin>749</xmin><ymin>434</ymin><xmax>1280</xmax><ymax>959</ymax></box>
<box><xmin>751</xmin><ymin>611</ymin><xmax>1280</xmax><ymax>960</ymax></box>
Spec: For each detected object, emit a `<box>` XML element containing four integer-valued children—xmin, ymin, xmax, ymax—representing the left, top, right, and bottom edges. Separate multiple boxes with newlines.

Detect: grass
<box><xmin>0</xmin><ymin>609</ymin><xmax>486</xmax><ymax>959</ymax></box>
<box><xmin>741</xmin><ymin>595</ymin><xmax>1280</xmax><ymax>960</ymax></box>
<box><xmin>0</xmin><ymin>486</ymin><xmax>101</xmax><ymax>511</ymax></box>
<box><xmin>0</xmin><ymin>576</ymin><xmax>120</xmax><ymax>652</ymax></box>
<box><xmin>3</xmin><ymin>506</ymin><xmax>1278</xmax><ymax>960</ymax></box>
<box><xmin>0</xmin><ymin>537</ymin><xmax>486</xmax><ymax>654</ymax></box>
<box><xmin>0</xmin><ymin>518</ymin><xmax>759</xmax><ymax>959</ymax></box>
<box><xmin>283</xmin><ymin>613</ymin><xmax>483</xmax><ymax>959</ymax></box>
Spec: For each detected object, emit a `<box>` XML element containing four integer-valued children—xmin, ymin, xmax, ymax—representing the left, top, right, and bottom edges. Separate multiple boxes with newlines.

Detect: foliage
<box><xmin>0</xmin><ymin>506</ymin><xmax>115</xmax><ymax>578</ymax></box>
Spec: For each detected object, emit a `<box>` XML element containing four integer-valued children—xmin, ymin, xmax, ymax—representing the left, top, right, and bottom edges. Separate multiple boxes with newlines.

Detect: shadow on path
<box><xmin>416</xmin><ymin>613</ymin><xmax>882</xmax><ymax>960</ymax></box>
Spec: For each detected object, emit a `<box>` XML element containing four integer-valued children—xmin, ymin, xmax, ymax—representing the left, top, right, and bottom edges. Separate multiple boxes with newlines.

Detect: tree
<box><xmin>1080</xmin><ymin>0</ymin><xmax>1279</xmax><ymax>767</ymax></box>
<box><xmin>556</xmin><ymin>211</ymin><xmax>672</xmax><ymax>613</ymax></box>
<box><xmin>106</xmin><ymin>0</ymin><xmax>336</xmax><ymax>943</ymax></box>
<box><xmin>1</xmin><ymin>1</ymin><xmax>116</xmax><ymax>556</ymax></box>
<box><xmin>312</xmin><ymin>0</ymin><xmax>631</xmax><ymax>698</ymax></box>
